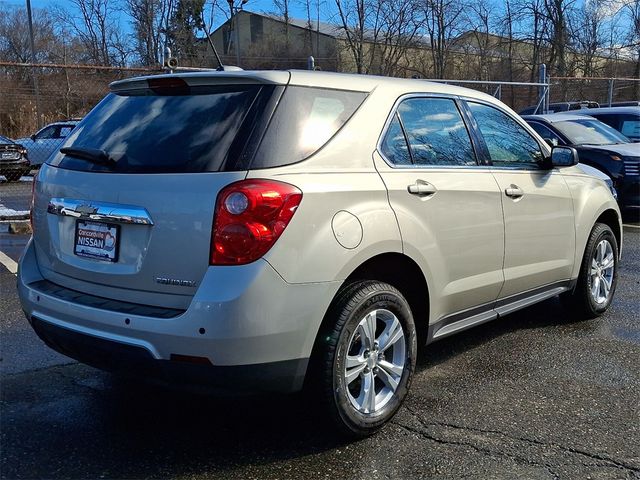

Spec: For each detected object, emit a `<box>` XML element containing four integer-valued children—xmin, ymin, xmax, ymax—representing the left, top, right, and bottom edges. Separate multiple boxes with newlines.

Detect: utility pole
<box><xmin>26</xmin><ymin>0</ymin><xmax>42</xmax><ymax>128</ymax></box>
<box><xmin>227</xmin><ymin>0</ymin><xmax>247</xmax><ymax>67</ymax></box>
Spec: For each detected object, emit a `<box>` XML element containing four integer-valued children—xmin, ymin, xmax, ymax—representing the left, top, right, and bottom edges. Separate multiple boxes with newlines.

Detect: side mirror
<box><xmin>30</xmin><ymin>134</ymin><xmax>36</xmax><ymax>141</ymax></box>
<box><xmin>543</xmin><ymin>137</ymin><xmax>558</xmax><ymax>147</ymax></box>
<box><xmin>550</xmin><ymin>146</ymin><xmax>579</xmax><ymax>167</ymax></box>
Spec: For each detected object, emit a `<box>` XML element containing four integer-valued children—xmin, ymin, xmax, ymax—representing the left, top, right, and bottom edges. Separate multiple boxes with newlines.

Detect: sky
<box><xmin>9</xmin><ymin>0</ymin><xmax>326</xmax><ymax>32</ymax></box>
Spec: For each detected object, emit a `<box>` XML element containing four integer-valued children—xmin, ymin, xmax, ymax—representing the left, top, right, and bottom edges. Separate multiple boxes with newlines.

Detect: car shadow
<box><xmin>0</xmin><ymin>297</ymin><xmax>604</xmax><ymax>479</ymax></box>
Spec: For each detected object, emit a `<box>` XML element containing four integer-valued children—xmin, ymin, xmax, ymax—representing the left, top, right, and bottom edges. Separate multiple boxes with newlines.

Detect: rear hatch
<box><xmin>31</xmin><ymin>72</ymin><xmax>288</xmax><ymax>310</ymax></box>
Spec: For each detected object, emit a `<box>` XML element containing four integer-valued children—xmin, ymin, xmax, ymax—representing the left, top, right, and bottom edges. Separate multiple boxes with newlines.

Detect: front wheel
<box><xmin>562</xmin><ymin>222</ymin><xmax>618</xmax><ymax>318</ymax></box>
<box><xmin>314</xmin><ymin>281</ymin><xmax>417</xmax><ymax>437</ymax></box>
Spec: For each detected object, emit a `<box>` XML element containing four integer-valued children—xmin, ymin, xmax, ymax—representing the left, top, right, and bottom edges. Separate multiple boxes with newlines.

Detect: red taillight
<box><xmin>211</xmin><ymin>179</ymin><xmax>302</xmax><ymax>265</ymax></box>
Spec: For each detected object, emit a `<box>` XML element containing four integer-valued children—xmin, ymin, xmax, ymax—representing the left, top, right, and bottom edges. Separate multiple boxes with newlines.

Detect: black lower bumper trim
<box><xmin>30</xmin><ymin>316</ymin><xmax>308</xmax><ymax>394</ymax></box>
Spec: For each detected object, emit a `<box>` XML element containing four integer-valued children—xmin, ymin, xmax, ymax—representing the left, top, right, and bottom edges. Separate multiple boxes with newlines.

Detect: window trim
<box><xmin>463</xmin><ymin>99</ymin><xmax>551</xmax><ymax>171</ymax></box>
<box><xmin>376</xmin><ymin>93</ymin><xmax>484</xmax><ymax>170</ymax></box>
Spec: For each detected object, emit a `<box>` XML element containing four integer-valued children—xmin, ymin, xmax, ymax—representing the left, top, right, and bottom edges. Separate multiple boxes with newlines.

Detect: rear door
<box><xmin>374</xmin><ymin>96</ymin><xmax>505</xmax><ymax>323</ymax></box>
<box><xmin>465</xmin><ymin>101</ymin><xmax>575</xmax><ymax>299</ymax></box>
<box><xmin>32</xmin><ymin>79</ymin><xmax>281</xmax><ymax>309</ymax></box>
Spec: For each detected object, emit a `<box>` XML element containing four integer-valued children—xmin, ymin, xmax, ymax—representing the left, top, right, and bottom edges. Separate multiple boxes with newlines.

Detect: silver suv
<box><xmin>18</xmin><ymin>71</ymin><xmax>622</xmax><ymax>436</ymax></box>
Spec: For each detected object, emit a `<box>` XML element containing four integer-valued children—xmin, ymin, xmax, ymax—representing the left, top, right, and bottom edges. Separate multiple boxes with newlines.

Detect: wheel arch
<box><xmin>311</xmin><ymin>253</ymin><xmax>430</xmax><ymax>358</ymax></box>
<box><xmin>595</xmin><ymin>208</ymin><xmax>622</xmax><ymax>257</ymax></box>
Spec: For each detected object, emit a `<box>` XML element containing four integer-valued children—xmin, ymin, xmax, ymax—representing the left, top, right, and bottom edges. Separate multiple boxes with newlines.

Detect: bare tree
<box><xmin>54</xmin><ymin>0</ymin><xmax>132</xmax><ymax>66</ymax></box>
<box><xmin>544</xmin><ymin>0</ymin><xmax>577</xmax><ymax>76</ymax></box>
<box><xmin>570</xmin><ymin>0</ymin><xmax>608</xmax><ymax>76</ymax></box>
<box><xmin>333</xmin><ymin>0</ymin><xmax>381</xmax><ymax>74</ymax></box>
<box><xmin>420</xmin><ymin>0</ymin><xmax>469</xmax><ymax>78</ymax></box>
<box><xmin>464</xmin><ymin>0</ymin><xmax>495</xmax><ymax>80</ymax></box>
<box><xmin>126</xmin><ymin>0</ymin><xmax>175</xmax><ymax>66</ymax></box>
<box><xmin>0</xmin><ymin>4</ymin><xmax>59</xmax><ymax>64</ymax></box>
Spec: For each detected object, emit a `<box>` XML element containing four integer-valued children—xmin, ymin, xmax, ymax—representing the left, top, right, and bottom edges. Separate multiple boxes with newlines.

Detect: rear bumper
<box><xmin>29</xmin><ymin>316</ymin><xmax>308</xmax><ymax>394</ymax></box>
<box><xmin>18</xmin><ymin>239</ymin><xmax>340</xmax><ymax>393</ymax></box>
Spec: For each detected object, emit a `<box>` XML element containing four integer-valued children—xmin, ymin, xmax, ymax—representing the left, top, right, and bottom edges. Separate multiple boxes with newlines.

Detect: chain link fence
<box><xmin>1</xmin><ymin>61</ymin><xmax>638</xmax><ymax>220</ymax></box>
<box><xmin>549</xmin><ymin>77</ymin><xmax>640</xmax><ymax>108</ymax></box>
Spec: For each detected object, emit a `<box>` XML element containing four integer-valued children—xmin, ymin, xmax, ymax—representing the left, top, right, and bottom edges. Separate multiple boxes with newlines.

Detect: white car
<box><xmin>16</xmin><ymin>120</ymin><xmax>79</xmax><ymax>166</ymax></box>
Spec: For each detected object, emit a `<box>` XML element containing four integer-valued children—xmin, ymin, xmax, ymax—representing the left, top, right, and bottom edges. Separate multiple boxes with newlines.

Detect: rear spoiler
<box><xmin>110</xmin><ymin>71</ymin><xmax>291</xmax><ymax>93</ymax></box>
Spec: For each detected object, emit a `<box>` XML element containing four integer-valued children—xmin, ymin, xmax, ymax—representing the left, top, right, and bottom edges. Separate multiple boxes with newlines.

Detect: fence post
<box><xmin>538</xmin><ymin>64</ymin><xmax>546</xmax><ymax>113</ymax></box>
<box><xmin>607</xmin><ymin>79</ymin><xmax>614</xmax><ymax>107</ymax></box>
<box><xmin>26</xmin><ymin>0</ymin><xmax>42</xmax><ymax>128</ymax></box>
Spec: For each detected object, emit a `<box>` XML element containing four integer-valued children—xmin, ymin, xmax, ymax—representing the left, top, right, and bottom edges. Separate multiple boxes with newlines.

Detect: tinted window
<box><xmin>396</xmin><ymin>98</ymin><xmax>476</xmax><ymax>167</ymax></box>
<box><xmin>469</xmin><ymin>102</ymin><xmax>543</xmax><ymax>167</ymax></box>
<box><xmin>49</xmin><ymin>85</ymin><xmax>265</xmax><ymax>173</ymax></box>
<box><xmin>380</xmin><ymin>113</ymin><xmax>411</xmax><ymax>165</ymax></box>
<box><xmin>59</xmin><ymin>126</ymin><xmax>74</xmax><ymax>138</ymax></box>
<box><xmin>528</xmin><ymin>121</ymin><xmax>563</xmax><ymax>146</ymax></box>
<box><xmin>553</xmin><ymin>119</ymin><xmax>629</xmax><ymax>146</ymax></box>
<box><xmin>37</xmin><ymin>126</ymin><xmax>57</xmax><ymax>140</ymax></box>
<box><xmin>620</xmin><ymin>118</ymin><xmax>640</xmax><ymax>140</ymax></box>
<box><xmin>254</xmin><ymin>86</ymin><xmax>367</xmax><ymax>168</ymax></box>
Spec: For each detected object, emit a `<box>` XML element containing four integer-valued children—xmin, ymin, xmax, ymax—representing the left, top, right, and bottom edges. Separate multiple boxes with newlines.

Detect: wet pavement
<box><xmin>1</xmin><ymin>228</ymin><xmax>638</xmax><ymax>479</ymax></box>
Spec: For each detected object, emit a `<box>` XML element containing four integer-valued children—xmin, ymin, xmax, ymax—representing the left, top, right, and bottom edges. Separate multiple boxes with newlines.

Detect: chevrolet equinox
<box><xmin>18</xmin><ymin>71</ymin><xmax>622</xmax><ymax>436</ymax></box>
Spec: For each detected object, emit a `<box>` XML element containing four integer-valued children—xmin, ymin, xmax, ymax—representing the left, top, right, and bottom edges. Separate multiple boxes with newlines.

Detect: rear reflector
<box><xmin>170</xmin><ymin>354</ymin><xmax>212</xmax><ymax>365</ymax></box>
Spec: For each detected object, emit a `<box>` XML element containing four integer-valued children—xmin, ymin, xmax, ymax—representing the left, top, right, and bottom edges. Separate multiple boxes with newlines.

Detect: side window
<box><xmin>469</xmin><ymin>102</ymin><xmax>544</xmax><ymax>167</ymax></box>
<box><xmin>528</xmin><ymin>122</ymin><xmax>563</xmax><ymax>146</ymax></box>
<box><xmin>36</xmin><ymin>126</ymin><xmax>57</xmax><ymax>140</ymax></box>
<box><xmin>380</xmin><ymin>113</ymin><xmax>411</xmax><ymax>165</ymax></box>
<box><xmin>619</xmin><ymin>117</ymin><xmax>640</xmax><ymax>140</ymax></box>
<box><xmin>58</xmin><ymin>126</ymin><xmax>74</xmax><ymax>138</ymax></box>
<box><xmin>396</xmin><ymin>98</ymin><xmax>476</xmax><ymax>167</ymax></box>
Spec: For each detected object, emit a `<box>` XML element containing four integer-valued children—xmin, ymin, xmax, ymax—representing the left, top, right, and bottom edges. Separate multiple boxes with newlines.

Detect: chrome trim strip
<box><xmin>427</xmin><ymin>279</ymin><xmax>575</xmax><ymax>344</ymax></box>
<box><xmin>47</xmin><ymin>198</ymin><xmax>154</xmax><ymax>225</ymax></box>
<box><xmin>494</xmin><ymin>286</ymin><xmax>566</xmax><ymax>317</ymax></box>
<box><xmin>432</xmin><ymin>310</ymin><xmax>497</xmax><ymax>340</ymax></box>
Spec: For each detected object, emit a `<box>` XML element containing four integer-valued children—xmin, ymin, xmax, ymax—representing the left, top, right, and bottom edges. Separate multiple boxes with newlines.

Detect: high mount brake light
<box><xmin>210</xmin><ymin>179</ymin><xmax>302</xmax><ymax>265</ymax></box>
<box><xmin>147</xmin><ymin>77</ymin><xmax>190</xmax><ymax>95</ymax></box>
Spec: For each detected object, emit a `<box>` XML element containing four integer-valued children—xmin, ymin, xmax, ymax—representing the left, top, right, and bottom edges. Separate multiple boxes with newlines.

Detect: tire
<box><xmin>562</xmin><ymin>222</ymin><xmax>618</xmax><ymax>319</ymax></box>
<box><xmin>312</xmin><ymin>281</ymin><xmax>417</xmax><ymax>437</ymax></box>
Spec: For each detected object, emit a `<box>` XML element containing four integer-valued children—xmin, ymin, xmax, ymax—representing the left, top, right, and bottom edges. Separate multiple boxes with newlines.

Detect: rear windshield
<box><xmin>252</xmin><ymin>86</ymin><xmax>367</xmax><ymax>168</ymax></box>
<box><xmin>48</xmin><ymin>85</ymin><xmax>266</xmax><ymax>173</ymax></box>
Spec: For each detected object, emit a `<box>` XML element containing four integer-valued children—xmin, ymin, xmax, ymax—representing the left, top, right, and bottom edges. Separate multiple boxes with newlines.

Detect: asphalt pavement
<box><xmin>0</xmin><ymin>227</ymin><xmax>639</xmax><ymax>479</ymax></box>
<box><xmin>0</xmin><ymin>176</ymin><xmax>33</xmax><ymax>214</ymax></box>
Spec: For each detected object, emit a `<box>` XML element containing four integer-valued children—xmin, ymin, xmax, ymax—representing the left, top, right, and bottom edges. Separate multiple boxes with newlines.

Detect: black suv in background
<box><xmin>581</xmin><ymin>106</ymin><xmax>640</xmax><ymax>142</ymax></box>
<box><xmin>0</xmin><ymin>135</ymin><xmax>30</xmax><ymax>182</ymax></box>
<box><xmin>523</xmin><ymin>113</ymin><xmax>639</xmax><ymax>210</ymax></box>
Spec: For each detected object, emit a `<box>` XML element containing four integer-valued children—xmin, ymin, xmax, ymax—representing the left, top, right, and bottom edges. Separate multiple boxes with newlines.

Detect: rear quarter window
<box><xmin>252</xmin><ymin>86</ymin><xmax>367</xmax><ymax>169</ymax></box>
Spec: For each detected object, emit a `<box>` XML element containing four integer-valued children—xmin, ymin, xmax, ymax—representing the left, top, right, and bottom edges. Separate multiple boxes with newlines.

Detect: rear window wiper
<box><xmin>60</xmin><ymin>147</ymin><xmax>117</xmax><ymax>168</ymax></box>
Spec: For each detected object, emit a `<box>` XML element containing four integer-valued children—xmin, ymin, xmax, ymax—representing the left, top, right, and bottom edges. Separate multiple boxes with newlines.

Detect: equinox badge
<box><xmin>155</xmin><ymin>277</ymin><xmax>197</xmax><ymax>287</ymax></box>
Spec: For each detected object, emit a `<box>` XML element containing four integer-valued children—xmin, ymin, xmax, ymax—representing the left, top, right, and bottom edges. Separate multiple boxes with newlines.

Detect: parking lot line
<box><xmin>623</xmin><ymin>224</ymin><xmax>640</xmax><ymax>229</ymax></box>
<box><xmin>0</xmin><ymin>249</ymin><xmax>18</xmax><ymax>275</ymax></box>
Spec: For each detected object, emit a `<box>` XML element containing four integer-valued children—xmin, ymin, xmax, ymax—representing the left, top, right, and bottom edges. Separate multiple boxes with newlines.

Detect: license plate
<box><xmin>74</xmin><ymin>220</ymin><xmax>119</xmax><ymax>262</ymax></box>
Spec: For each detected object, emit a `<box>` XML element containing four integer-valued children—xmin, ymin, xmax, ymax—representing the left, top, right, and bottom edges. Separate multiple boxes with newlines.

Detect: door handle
<box><xmin>408</xmin><ymin>180</ymin><xmax>437</xmax><ymax>196</ymax></box>
<box><xmin>505</xmin><ymin>184</ymin><xmax>524</xmax><ymax>199</ymax></box>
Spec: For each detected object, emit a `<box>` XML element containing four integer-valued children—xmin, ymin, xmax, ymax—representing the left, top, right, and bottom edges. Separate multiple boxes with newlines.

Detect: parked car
<box><xmin>519</xmin><ymin>101</ymin><xmax>600</xmax><ymax>115</ymax></box>
<box><xmin>610</xmin><ymin>101</ymin><xmax>640</xmax><ymax>107</ymax></box>
<box><xmin>524</xmin><ymin>113</ymin><xmax>639</xmax><ymax>210</ymax></box>
<box><xmin>580</xmin><ymin>106</ymin><xmax>640</xmax><ymax>142</ymax></box>
<box><xmin>16</xmin><ymin>120</ymin><xmax>80</xmax><ymax>166</ymax></box>
<box><xmin>0</xmin><ymin>135</ymin><xmax>30</xmax><ymax>182</ymax></box>
<box><xmin>19</xmin><ymin>72</ymin><xmax>622</xmax><ymax>436</ymax></box>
